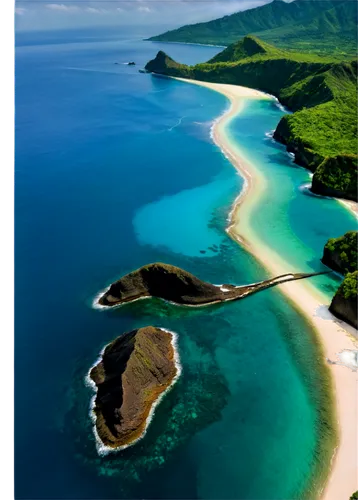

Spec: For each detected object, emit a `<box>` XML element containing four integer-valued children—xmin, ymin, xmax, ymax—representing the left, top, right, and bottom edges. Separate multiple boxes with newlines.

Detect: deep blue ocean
<box><xmin>15</xmin><ymin>28</ymin><xmax>356</xmax><ymax>500</ymax></box>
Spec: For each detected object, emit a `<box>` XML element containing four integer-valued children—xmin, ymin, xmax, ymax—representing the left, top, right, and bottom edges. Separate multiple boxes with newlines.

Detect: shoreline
<box><xmin>85</xmin><ymin>328</ymin><xmax>182</xmax><ymax>456</ymax></box>
<box><xmin>174</xmin><ymin>77</ymin><xmax>357</xmax><ymax>499</ymax></box>
<box><xmin>93</xmin><ymin>271</ymin><xmax>329</xmax><ymax>310</ymax></box>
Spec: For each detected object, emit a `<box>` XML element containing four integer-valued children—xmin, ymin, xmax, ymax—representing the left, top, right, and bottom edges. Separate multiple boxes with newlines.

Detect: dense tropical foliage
<box><xmin>323</xmin><ymin>232</ymin><xmax>358</xmax><ymax>322</ymax></box>
<box><xmin>324</xmin><ymin>231</ymin><xmax>358</xmax><ymax>274</ymax></box>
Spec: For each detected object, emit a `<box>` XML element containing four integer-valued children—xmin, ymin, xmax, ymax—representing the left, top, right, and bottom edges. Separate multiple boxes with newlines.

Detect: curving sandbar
<box><xmin>97</xmin><ymin>262</ymin><xmax>327</xmax><ymax>308</ymax></box>
<box><xmin>88</xmin><ymin>326</ymin><xmax>180</xmax><ymax>451</ymax></box>
<box><xmin>171</xmin><ymin>78</ymin><xmax>357</xmax><ymax>500</ymax></box>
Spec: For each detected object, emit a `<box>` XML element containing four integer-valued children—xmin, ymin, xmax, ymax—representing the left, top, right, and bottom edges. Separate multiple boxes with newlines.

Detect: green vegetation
<box><xmin>148</xmin><ymin>0</ymin><xmax>357</xmax><ymax>58</ymax></box>
<box><xmin>324</xmin><ymin>231</ymin><xmax>358</xmax><ymax>274</ymax></box>
<box><xmin>350</xmin><ymin>491</ymin><xmax>358</xmax><ymax>500</ymax></box>
<box><xmin>145</xmin><ymin>35</ymin><xmax>357</xmax><ymax>200</ymax></box>
<box><xmin>323</xmin><ymin>231</ymin><xmax>358</xmax><ymax>327</ymax></box>
<box><xmin>336</xmin><ymin>271</ymin><xmax>358</xmax><ymax>300</ymax></box>
<box><xmin>312</xmin><ymin>155</ymin><xmax>357</xmax><ymax>200</ymax></box>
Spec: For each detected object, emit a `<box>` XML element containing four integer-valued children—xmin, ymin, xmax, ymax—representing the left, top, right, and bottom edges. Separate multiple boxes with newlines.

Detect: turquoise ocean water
<box><xmin>15</xmin><ymin>29</ymin><xmax>356</xmax><ymax>499</ymax></box>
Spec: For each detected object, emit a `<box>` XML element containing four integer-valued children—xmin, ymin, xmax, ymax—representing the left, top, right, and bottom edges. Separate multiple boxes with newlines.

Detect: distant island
<box><xmin>88</xmin><ymin>326</ymin><xmax>180</xmax><ymax>450</ymax></box>
<box><xmin>322</xmin><ymin>231</ymin><xmax>358</xmax><ymax>328</ymax></box>
<box><xmin>144</xmin><ymin>35</ymin><xmax>357</xmax><ymax>202</ymax></box>
<box><xmin>97</xmin><ymin>262</ymin><xmax>326</xmax><ymax>308</ymax></box>
<box><xmin>147</xmin><ymin>0</ymin><xmax>357</xmax><ymax>58</ymax></box>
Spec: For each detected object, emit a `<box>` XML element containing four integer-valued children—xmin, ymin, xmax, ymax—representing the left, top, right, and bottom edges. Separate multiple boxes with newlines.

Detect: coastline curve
<box><xmin>172</xmin><ymin>77</ymin><xmax>357</xmax><ymax>500</ymax></box>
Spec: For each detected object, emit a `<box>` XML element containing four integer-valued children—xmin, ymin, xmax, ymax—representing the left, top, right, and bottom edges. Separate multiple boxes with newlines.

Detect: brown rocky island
<box><xmin>97</xmin><ymin>262</ymin><xmax>327</xmax><ymax>308</ymax></box>
<box><xmin>89</xmin><ymin>326</ymin><xmax>179</xmax><ymax>450</ymax></box>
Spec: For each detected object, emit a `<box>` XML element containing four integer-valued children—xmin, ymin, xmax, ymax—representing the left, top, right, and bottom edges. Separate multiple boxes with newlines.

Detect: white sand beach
<box><xmin>339</xmin><ymin>198</ymin><xmax>358</xmax><ymax>217</ymax></box>
<box><xmin>174</xmin><ymin>77</ymin><xmax>358</xmax><ymax>500</ymax></box>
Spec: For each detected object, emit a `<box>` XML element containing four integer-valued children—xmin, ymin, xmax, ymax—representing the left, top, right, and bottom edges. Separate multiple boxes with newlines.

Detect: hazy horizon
<box><xmin>15</xmin><ymin>0</ymin><xmax>274</xmax><ymax>32</ymax></box>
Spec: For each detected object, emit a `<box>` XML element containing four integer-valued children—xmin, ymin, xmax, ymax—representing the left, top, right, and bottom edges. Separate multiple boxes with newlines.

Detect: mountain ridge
<box><xmin>147</xmin><ymin>0</ymin><xmax>357</xmax><ymax>57</ymax></box>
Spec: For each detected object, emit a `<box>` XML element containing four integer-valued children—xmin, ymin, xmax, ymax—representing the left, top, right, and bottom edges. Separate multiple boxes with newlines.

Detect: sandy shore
<box><xmin>174</xmin><ymin>77</ymin><xmax>358</xmax><ymax>499</ymax></box>
<box><xmin>338</xmin><ymin>198</ymin><xmax>358</xmax><ymax>218</ymax></box>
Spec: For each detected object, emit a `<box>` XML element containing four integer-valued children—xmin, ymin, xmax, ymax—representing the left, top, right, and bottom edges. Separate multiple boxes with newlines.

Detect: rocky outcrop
<box><xmin>329</xmin><ymin>272</ymin><xmax>358</xmax><ymax>329</ymax></box>
<box><xmin>144</xmin><ymin>51</ymin><xmax>186</xmax><ymax>76</ymax></box>
<box><xmin>97</xmin><ymin>262</ymin><xmax>327</xmax><ymax>308</ymax></box>
<box><xmin>322</xmin><ymin>232</ymin><xmax>358</xmax><ymax>328</ymax></box>
<box><xmin>273</xmin><ymin>116</ymin><xmax>324</xmax><ymax>171</ymax></box>
<box><xmin>322</xmin><ymin>231</ymin><xmax>357</xmax><ymax>275</ymax></box>
<box><xmin>89</xmin><ymin>326</ymin><xmax>179</xmax><ymax>449</ymax></box>
<box><xmin>311</xmin><ymin>155</ymin><xmax>358</xmax><ymax>201</ymax></box>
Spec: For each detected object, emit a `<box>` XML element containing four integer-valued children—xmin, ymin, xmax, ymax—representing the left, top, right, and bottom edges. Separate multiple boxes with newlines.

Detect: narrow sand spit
<box><xmin>173</xmin><ymin>77</ymin><xmax>357</xmax><ymax>500</ymax></box>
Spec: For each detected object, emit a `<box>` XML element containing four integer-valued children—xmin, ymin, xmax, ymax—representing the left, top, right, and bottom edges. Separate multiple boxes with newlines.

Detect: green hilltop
<box><xmin>322</xmin><ymin>231</ymin><xmax>358</xmax><ymax>328</ymax></box>
<box><xmin>145</xmin><ymin>36</ymin><xmax>357</xmax><ymax>201</ymax></box>
<box><xmin>147</xmin><ymin>0</ymin><xmax>357</xmax><ymax>58</ymax></box>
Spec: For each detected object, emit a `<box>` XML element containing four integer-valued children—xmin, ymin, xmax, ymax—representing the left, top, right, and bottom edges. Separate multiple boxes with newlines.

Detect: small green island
<box><xmin>322</xmin><ymin>231</ymin><xmax>358</xmax><ymax>328</ymax></box>
<box><xmin>89</xmin><ymin>326</ymin><xmax>180</xmax><ymax>450</ymax></box>
<box><xmin>144</xmin><ymin>35</ymin><xmax>357</xmax><ymax>201</ymax></box>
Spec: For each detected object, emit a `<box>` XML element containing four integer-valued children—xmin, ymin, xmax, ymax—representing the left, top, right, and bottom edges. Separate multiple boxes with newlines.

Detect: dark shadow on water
<box><xmin>266</xmin><ymin>151</ymin><xmax>303</xmax><ymax>169</ymax></box>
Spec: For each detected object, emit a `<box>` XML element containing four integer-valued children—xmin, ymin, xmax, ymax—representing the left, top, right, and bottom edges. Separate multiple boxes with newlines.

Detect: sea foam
<box><xmin>92</xmin><ymin>287</ymin><xmax>149</xmax><ymax>311</ymax></box>
<box><xmin>299</xmin><ymin>183</ymin><xmax>333</xmax><ymax>200</ymax></box>
<box><xmin>84</xmin><ymin>328</ymin><xmax>182</xmax><ymax>456</ymax></box>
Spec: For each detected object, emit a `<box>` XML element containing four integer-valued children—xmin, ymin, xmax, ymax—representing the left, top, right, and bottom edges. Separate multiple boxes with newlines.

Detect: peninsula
<box><xmin>145</xmin><ymin>36</ymin><xmax>357</xmax><ymax>202</ymax></box>
<box><xmin>88</xmin><ymin>326</ymin><xmax>180</xmax><ymax>450</ymax></box>
<box><xmin>97</xmin><ymin>262</ymin><xmax>326</xmax><ymax>308</ymax></box>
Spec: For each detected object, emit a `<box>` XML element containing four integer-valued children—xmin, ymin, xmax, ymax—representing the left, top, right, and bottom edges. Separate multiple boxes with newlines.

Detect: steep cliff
<box><xmin>329</xmin><ymin>271</ymin><xmax>358</xmax><ymax>329</ymax></box>
<box><xmin>322</xmin><ymin>231</ymin><xmax>357</xmax><ymax>275</ymax></box>
<box><xmin>311</xmin><ymin>155</ymin><xmax>357</xmax><ymax>201</ymax></box>
<box><xmin>322</xmin><ymin>232</ymin><xmax>357</xmax><ymax>328</ymax></box>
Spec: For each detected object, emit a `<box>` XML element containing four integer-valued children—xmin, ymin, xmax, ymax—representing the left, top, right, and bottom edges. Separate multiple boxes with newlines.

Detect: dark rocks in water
<box><xmin>89</xmin><ymin>326</ymin><xmax>179</xmax><ymax>450</ymax></box>
<box><xmin>128</xmin><ymin>61</ymin><xmax>136</xmax><ymax>66</ymax></box>
<box><xmin>114</xmin><ymin>62</ymin><xmax>119</xmax><ymax>65</ymax></box>
<box><xmin>329</xmin><ymin>271</ymin><xmax>358</xmax><ymax>329</ymax></box>
<box><xmin>97</xmin><ymin>262</ymin><xmax>327</xmax><ymax>308</ymax></box>
<box><xmin>138</xmin><ymin>69</ymin><xmax>148</xmax><ymax>74</ymax></box>
<box><xmin>200</xmin><ymin>250</ymin><xmax>206</xmax><ymax>254</ymax></box>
